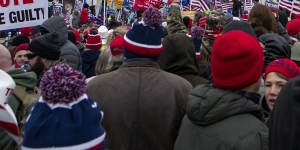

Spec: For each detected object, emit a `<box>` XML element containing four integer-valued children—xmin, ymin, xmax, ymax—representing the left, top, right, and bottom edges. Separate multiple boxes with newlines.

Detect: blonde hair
<box><xmin>94</xmin><ymin>26</ymin><xmax>129</xmax><ymax>75</ymax></box>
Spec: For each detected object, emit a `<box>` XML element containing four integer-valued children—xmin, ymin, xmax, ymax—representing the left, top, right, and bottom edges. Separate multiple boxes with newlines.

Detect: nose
<box><xmin>270</xmin><ymin>85</ymin><xmax>278</xmax><ymax>96</ymax></box>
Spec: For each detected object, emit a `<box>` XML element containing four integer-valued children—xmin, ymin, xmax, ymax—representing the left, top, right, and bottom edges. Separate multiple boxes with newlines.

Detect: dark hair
<box><xmin>10</xmin><ymin>35</ymin><xmax>30</xmax><ymax>46</ymax></box>
<box><xmin>248</xmin><ymin>4</ymin><xmax>278</xmax><ymax>37</ymax></box>
<box><xmin>83</xmin><ymin>4</ymin><xmax>89</xmax><ymax>9</ymax></box>
<box><xmin>183</xmin><ymin>16</ymin><xmax>191</xmax><ymax>29</ymax></box>
<box><xmin>67</xmin><ymin>31</ymin><xmax>77</xmax><ymax>45</ymax></box>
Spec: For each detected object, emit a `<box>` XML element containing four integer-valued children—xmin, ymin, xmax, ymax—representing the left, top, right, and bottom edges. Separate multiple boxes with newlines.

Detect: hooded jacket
<box><xmin>87</xmin><ymin>58</ymin><xmax>192</xmax><ymax>150</ymax></box>
<box><xmin>41</xmin><ymin>16</ymin><xmax>82</xmax><ymax>70</ymax></box>
<box><xmin>81</xmin><ymin>49</ymin><xmax>100</xmax><ymax>78</ymax></box>
<box><xmin>159</xmin><ymin>33</ymin><xmax>208</xmax><ymax>87</ymax></box>
<box><xmin>0</xmin><ymin>69</ymin><xmax>39</xmax><ymax>149</ymax></box>
<box><xmin>174</xmin><ymin>84</ymin><xmax>268</xmax><ymax>150</ymax></box>
<box><xmin>166</xmin><ymin>4</ymin><xmax>188</xmax><ymax>34</ymax></box>
<box><xmin>259</xmin><ymin>33</ymin><xmax>291</xmax><ymax>70</ymax></box>
<box><xmin>269</xmin><ymin>77</ymin><xmax>300</xmax><ymax>150</ymax></box>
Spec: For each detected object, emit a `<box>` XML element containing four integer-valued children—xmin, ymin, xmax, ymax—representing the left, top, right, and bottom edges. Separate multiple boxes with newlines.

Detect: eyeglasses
<box><xmin>25</xmin><ymin>53</ymin><xmax>36</xmax><ymax>59</ymax></box>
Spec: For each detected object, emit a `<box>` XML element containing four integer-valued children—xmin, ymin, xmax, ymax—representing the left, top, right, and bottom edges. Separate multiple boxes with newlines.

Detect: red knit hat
<box><xmin>211</xmin><ymin>31</ymin><xmax>264</xmax><ymax>90</ymax></box>
<box><xmin>264</xmin><ymin>59</ymin><xmax>300</xmax><ymax>80</ymax></box>
<box><xmin>110</xmin><ymin>35</ymin><xmax>124</xmax><ymax>56</ymax></box>
<box><xmin>20</xmin><ymin>27</ymin><xmax>32</xmax><ymax>37</ymax></box>
<box><xmin>286</xmin><ymin>19</ymin><xmax>300</xmax><ymax>36</ymax></box>
<box><xmin>293</xmin><ymin>14</ymin><xmax>300</xmax><ymax>19</ymax></box>
<box><xmin>14</xmin><ymin>43</ymin><xmax>28</xmax><ymax>56</ymax></box>
<box><xmin>72</xmin><ymin>30</ymin><xmax>81</xmax><ymax>43</ymax></box>
<box><xmin>85</xmin><ymin>28</ymin><xmax>102</xmax><ymax>50</ymax></box>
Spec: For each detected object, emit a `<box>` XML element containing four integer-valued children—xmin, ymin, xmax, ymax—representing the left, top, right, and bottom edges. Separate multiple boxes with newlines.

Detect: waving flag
<box><xmin>214</xmin><ymin>0</ymin><xmax>222</xmax><ymax>9</ymax></box>
<box><xmin>191</xmin><ymin>0</ymin><xmax>210</xmax><ymax>11</ymax></box>
<box><xmin>182</xmin><ymin>0</ymin><xmax>191</xmax><ymax>11</ymax></box>
<box><xmin>279</xmin><ymin>0</ymin><xmax>300</xmax><ymax>15</ymax></box>
<box><xmin>221</xmin><ymin>0</ymin><xmax>233</xmax><ymax>10</ymax></box>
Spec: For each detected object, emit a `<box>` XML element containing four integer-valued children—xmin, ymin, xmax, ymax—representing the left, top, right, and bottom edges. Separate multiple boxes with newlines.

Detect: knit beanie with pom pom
<box><xmin>22</xmin><ymin>64</ymin><xmax>106</xmax><ymax>150</ymax></box>
<box><xmin>123</xmin><ymin>7</ymin><xmax>164</xmax><ymax>60</ymax></box>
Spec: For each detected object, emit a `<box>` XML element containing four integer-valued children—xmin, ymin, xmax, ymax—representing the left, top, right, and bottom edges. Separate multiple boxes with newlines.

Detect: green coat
<box><xmin>174</xmin><ymin>84</ymin><xmax>268</xmax><ymax>150</ymax></box>
<box><xmin>0</xmin><ymin>69</ymin><xmax>38</xmax><ymax>150</ymax></box>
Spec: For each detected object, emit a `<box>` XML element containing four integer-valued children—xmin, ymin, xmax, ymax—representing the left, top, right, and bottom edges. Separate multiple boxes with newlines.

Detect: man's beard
<box><xmin>29</xmin><ymin>57</ymin><xmax>45</xmax><ymax>79</ymax></box>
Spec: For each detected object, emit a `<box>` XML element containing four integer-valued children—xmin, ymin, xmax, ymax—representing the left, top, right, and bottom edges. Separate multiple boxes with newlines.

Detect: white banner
<box><xmin>0</xmin><ymin>0</ymin><xmax>48</xmax><ymax>30</ymax></box>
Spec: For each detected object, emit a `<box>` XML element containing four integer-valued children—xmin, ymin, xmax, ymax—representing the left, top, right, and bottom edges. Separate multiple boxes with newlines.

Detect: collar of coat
<box><xmin>121</xmin><ymin>58</ymin><xmax>160</xmax><ymax>69</ymax></box>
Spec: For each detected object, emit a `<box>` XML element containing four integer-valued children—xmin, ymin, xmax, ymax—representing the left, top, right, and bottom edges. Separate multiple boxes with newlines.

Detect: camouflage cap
<box><xmin>205</xmin><ymin>10</ymin><xmax>226</xmax><ymax>31</ymax></box>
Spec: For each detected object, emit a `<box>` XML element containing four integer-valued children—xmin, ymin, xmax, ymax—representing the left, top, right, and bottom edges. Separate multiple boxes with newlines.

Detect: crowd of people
<box><xmin>0</xmin><ymin>1</ymin><xmax>300</xmax><ymax>150</ymax></box>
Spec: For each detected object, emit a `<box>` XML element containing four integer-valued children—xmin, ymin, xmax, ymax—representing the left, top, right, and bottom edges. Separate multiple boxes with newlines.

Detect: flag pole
<box><xmin>289</xmin><ymin>0</ymin><xmax>295</xmax><ymax>18</ymax></box>
<box><xmin>104</xmin><ymin>0</ymin><xmax>107</xmax><ymax>25</ymax></box>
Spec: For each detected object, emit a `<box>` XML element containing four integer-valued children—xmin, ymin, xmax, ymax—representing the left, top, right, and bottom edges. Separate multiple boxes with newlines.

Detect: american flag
<box><xmin>182</xmin><ymin>4</ymin><xmax>191</xmax><ymax>11</ymax></box>
<box><xmin>243</xmin><ymin>0</ymin><xmax>254</xmax><ymax>11</ymax></box>
<box><xmin>222</xmin><ymin>0</ymin><xmax>233</xmax><ymax>10</ymax></box>
<box><xmin>214</xmin><ymin>0</ymin><xmax>222</xmax><ymax>9</ymax></box>
<box><xmin>182</xmin><ymin>0</ymin><xmax>191</xmax><ymax>11</ymax></box>
<box><xmin>279</xmin><ymin>0</ymin><xmax>300</xmax><ymax>15</ymax></box>
<box><xmin>190</xmin><ymin>0</ymin><xmax>210</xmax><ymax>11</ymax></box>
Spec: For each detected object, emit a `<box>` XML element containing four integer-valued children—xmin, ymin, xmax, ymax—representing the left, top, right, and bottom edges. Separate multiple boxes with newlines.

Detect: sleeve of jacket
<box><xmin>277</xmin><ymin>21</ymin><xmax>292</xmax><ymax>46</ymax></box>
<box><xmin>166</xmin><ymin>4</ymin><xmax>188</xmax><ymax>34</ymax></box>
<box><xmin>235</xmin><ymin>130</ymin><xmax>269</xmax><ymax>150</ymax></box>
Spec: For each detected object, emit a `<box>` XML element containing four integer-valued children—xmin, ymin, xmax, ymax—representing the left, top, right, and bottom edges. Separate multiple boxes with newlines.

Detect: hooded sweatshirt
<box><xmin>81</xmin><ymin>49</ymin><xmax>100</xmax><ymax>78</ymax></box>
<box><xmin>166</xmin><ymin>4</ymin><xmax>188</xmax><ymax>34</ymax></box>
<box><xmin>159</xmin><ymin>33</ymin><xmax>208</xmax><ymax>87</ymax></box>
<box><xmin>0</xmin><ymin>69</ymin><xmax>39</xmax><ymax>150</ymax></box>
<box><xmin>174</xmin><ymin>84</ymin><xmax>268</xmax><ymax>150</ymax></box>
<box><xmin>269</xmin><ymin>77</ymin><xmax>300</xmax><ymax>150</ymax></box>
<box><xmin>41</xmin><ymin>16</ymin><xmax>82</xmax><ymax>70</ymax></box>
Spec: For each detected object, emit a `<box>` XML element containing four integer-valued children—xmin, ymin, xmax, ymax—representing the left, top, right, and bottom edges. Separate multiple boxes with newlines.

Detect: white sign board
<box><xmin>0</xmin><ymin>0</ymin><xmax>48</xmax><ymax>30</ymax></box>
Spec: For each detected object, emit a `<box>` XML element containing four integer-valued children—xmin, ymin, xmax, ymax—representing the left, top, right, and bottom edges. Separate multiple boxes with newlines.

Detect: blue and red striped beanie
<box><xmin>123</xmin><ymin>7</ymin><xmax>164</xmax><ymax>60</ymax></box>
<box><xmin>22</xmin><ymin>64</ymin><xmax>106</xmax><ymax>150</ymax></box>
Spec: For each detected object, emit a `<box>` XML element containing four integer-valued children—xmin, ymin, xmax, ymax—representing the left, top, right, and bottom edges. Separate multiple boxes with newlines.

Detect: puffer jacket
<box><xmin>174</xmin><ymin>84</ymin><xmax>269</xmax><ymax>150</ymax></box>
<box><xmin>87</xmin><ymin>58</ymin><xmax>192</xmax><ymax>150</ymax></box>
<box><xmin>41</xmin><ymin>16</ymin><xmax>81</xmax><ymax>70</ymax></box>
<box><xmin>259</xmin><ymin>33</ymin><xmax>291</xmax><ymax>70</ymax></box>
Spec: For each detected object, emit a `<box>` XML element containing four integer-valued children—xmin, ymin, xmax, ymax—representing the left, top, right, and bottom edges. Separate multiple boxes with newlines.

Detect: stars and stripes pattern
<box><xmin>190</xmin><ymin>0</ymin><xmax>210</xmax><ymax>11</ymax></box>
<box><xmin>221</xmin><ymin>0</ymin><xmax>233</xmax><ymax>10</ymax></box>
<box><xmin>182</xmin><ymin>0</ymin><xmax>191</xmax><ymax>11</ymax></box>
<box><xmin>182</xmin><ymin>4</ymin><xmax>191</xmax><ymax>11</ymax></box>
<box><xmin>279</xmin><ymin>0</ymin><xmax>300</xmax><ymax>15</ymax></box>
<box><xmin>214</xmin><ymin>0</ymin><xmax>222</xmax><ymax>9</ymax></box>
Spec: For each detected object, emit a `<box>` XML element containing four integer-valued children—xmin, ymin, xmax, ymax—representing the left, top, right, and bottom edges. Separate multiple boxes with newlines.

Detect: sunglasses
<box><xmin>25</xmin><ymin>53</ymin><xmax>37</xmax><ymax>59</ymax></box>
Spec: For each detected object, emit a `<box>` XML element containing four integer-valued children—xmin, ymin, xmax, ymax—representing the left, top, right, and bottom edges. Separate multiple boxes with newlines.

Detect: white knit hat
<box><xmin>98</xmin><ymin>26</ymin><xmax>109</xmax><ymax>45</ymax></box>
<box><xmin>0</xmin><ymin>70</ymin><xmax>19</xmax><ymax>142</ymax></box>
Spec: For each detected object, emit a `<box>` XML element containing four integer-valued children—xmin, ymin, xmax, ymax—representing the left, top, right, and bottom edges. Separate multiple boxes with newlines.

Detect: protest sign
<box><xmin>181</xmin><ymin>11</ymin><xmax>195</xmax><ymax>19</ymax></box>
<box><xmin>265</xmin><ymin>1</ymin><xmax>279</xmax><ymax>9</ymax></box>
<box><xmin>0</xmin><ymin>0</ymin><xmax>48</xmax><ymax>30</ymax></box>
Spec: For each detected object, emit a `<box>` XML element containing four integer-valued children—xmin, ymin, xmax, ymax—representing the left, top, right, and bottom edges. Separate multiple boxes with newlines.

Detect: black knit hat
<box><xmin>29</xmin><ymin>32</ymin><xmax>61</xmax><ymax>60</ymax></box>
<box><xmin>10</xmin><ymin>35</ymin><xmax>30</xmax><ymax>46</ymax></box>
<box><xmin>222</xmin><ymin>20</ymin><xmax>256</xmax><ymax>37</ymax></box>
